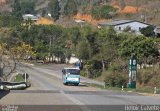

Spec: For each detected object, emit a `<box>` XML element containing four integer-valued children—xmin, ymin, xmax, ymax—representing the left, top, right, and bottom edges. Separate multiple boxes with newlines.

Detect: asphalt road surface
<box><xmin>0</xmin><ymin>64</ymin><xmax>160</xmax><ymax>111</ymax></box>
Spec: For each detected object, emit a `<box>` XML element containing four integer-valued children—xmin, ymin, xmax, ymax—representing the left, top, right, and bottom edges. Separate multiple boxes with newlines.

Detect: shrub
<box><xmin>84</xmin><ymin>60</ymin><xmax>102</xmax><ymax>78</ymax></box>
<box><xmin>104</xmin><ymin>72</ymin><xmax>127</xmax><ymax>88</ymax></box>
<box><xmin>137</xmin><ymin>64</ymin><xmax>160</xmax><ymax>87</ymax></box>
<box><xmin>80</xmin><ymin>70</ymin><xmax>87</xmax><ymax>77</ymax></box>
<box><xmin>89</xmin><ymin>69</ymin><xmax>102</xmax><ymax>78</ymax></box>
<box><xmin>140</xmin><ymin>26</ymin><xmax>155</xmax><ymax>37</ymax></box>
<box><xmin>104</xmin><ymin>73</ymin><xmax>116</xmax><ymax>87</ymax></box>
<box><xmin>108</xmin><ymin>59</ymin><xmax>128</xmax><ymax>73</ymax></box>
<box><xmin>114</xmin><ymin>74</ymin><xmax>127</xmax><ymax>87</ymax></box>
<box><xmin>123</xmin><ymin>26</ymin><xmax>131</xmax><ymax>32</ymax></box>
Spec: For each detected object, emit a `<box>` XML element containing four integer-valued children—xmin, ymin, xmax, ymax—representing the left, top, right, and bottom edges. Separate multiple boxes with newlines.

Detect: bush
<box><xmin>84</xmin><ymin>60</ymin><xmax>102</xmax><ymax>78</ymax></box>
<box><xmin>108</xmin><ymin>59</ymin><xmax>128</xmax><ymax>73</ymax></box>
<box><xmin>89</xmin><ymin>69</ymin><xmax>102</xmax><ymax>78</ymax></box>
<box><xmin>80</xmin><ymin>70</ymin><xmax>87</xmax><ymax>77</ymax></box>
<box><xmin>137</xmin><ymin>64</ymin><xmax>160</xmax><ymax>87</ymax></box>
<box><xmin>123</xmin><ymin>26</ymin><xmax>131</xmax><ymax>32</ymax></box>
<box><xmin>140</xmin><ymin>26</ymin><xmax>155</xmax><ymax>37</ymax></box>
<box><xmin>114</xmin><ymin>74</ymin><xmax>127</xmax><ymax>87</ymax></box>
<box><xmin>104</xmin><ymin>73</ymin><xmax>116</xmax><ymax>87</ymax></box>
<box><xmin>104</xmin><ymin>72</ymin><xmax>127</xmax><ymax>88</ymax></box>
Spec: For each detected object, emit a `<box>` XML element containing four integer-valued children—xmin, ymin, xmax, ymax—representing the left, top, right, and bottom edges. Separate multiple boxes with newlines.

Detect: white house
<box><xmin>98</xmin><ymin>20</ymin><xmax>150</xmax><ymax>35</ymax></box>
<box><xmin>22</xmin><ymin>14</ymin><xmax>39</xmax><ymax>21</ymax></box>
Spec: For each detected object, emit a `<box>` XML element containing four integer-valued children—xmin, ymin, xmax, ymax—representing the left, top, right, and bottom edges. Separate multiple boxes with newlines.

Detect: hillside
<box><xmin>0</xmin><ymin>0</ymin><xmax>6</xmax><ymax>4</ymax></box>
<box><xmin>1</xmin><ymin>0</ymin><xmax>160</xmax><ymax>25</ymax></box>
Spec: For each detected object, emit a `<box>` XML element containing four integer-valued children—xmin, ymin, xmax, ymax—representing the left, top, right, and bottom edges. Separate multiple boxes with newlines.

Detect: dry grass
<box><xmin>36</xmin><ymin>17</ymin><xmax>54</xmax><ymax>25</ymax></box>
<box><xmin>73</xmin><ymin>13</ymin><xmax>111</xmax><ymax>25</ymax></box>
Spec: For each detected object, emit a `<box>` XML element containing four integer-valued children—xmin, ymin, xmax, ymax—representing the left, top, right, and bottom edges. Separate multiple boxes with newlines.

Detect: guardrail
<box><xmin>0</xmin><ymin>82</ymin><xmax>30</xmax><ymax>90</ymax></box>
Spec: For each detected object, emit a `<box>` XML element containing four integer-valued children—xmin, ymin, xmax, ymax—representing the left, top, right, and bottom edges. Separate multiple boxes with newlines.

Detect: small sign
<box><xmin>133</xmin><ymin>60</ymin><xmax>136</xmax><ymax>65</ymax></box>
<box><xmin>22</xmin><ymin>73</ymin><xmax>29</xmax><ymax>80</ymax></box>
<box><xmin>129</xmin><ymin>59</ymin><xmax>137</xmax><ymax>70</ymax></box>
<box><xmin>128</xmin><ymin>59</ymin><xmax>137</xmax><ymax>89</ymax></box>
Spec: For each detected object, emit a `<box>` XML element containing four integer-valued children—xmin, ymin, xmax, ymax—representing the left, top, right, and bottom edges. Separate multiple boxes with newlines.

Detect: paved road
<box><xmin>0</xmin><ymin>64</ymin><xmax>160</xmax><ymax>111</ymax></box>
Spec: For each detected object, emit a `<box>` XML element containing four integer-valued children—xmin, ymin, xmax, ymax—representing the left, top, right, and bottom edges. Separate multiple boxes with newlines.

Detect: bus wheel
<box><xmin>63</xmin><ymin>83</ymin><xmax>68</xmax><ymax>85</ymax></box>
<box><xmin>74</xmin><ymin>83</ymin><xmax>79</xmax><ymax>86</ymax></box>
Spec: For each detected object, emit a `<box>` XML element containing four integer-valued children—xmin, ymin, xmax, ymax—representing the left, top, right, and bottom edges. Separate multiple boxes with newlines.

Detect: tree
<box><xmin>12</xmin><ymin>0</ymin><xmax>36</xmax><ymax>17</ymax></box>
<box><xmin>48</xmin><ymin>0</ymin><xmax>60</xmax><ymax>20</ymax></box>
<box><xmin>96</xmin><ymin>27</ymin><xmax>119</xmax><ymax>71</ymax></box>
<box><xmin>92</xmin><ymin>5</ymin><xmax>116</xmax><ymax>19</ymax></box>
<box><xmin>118</xmin><ymin>35</ymin><xmax>159</xmax><ymax>63</ymax></box>
<box><xmin>20</xmin><ymin>0</ymin><xmax>36</xmax><ymax>14</ymax></box>
<box><xmin>12</xmin><ymin>0</ymin><xmax>22</xmax><ymax>18</ymax></box>
<box><xmin>0</xmin><ymin>42</ymin><xmax>34</xmax><ymax>81</ymax></box>
<box><xmin>51</xmin><ymin>46</ymin><xmax>65</xmax><ymax>63</ymax></box>
<box><xmin>63</xmin><ymin>0</ymin><xmax>77</xmax><ymax>16</ymax></box>
<box><xmin>69</xmin><ymin>27</ymin><xmax>81</xmax><ymax>51</ymax></box>
<box><xmin>76</xmin><ymin>40</ymin><xmax>90</xmax><ymax>60</ymax></box>
<box><xmin>140</xmin><ymin>26</ymin><xmax>155</xmax><ymax>37</ymax></box>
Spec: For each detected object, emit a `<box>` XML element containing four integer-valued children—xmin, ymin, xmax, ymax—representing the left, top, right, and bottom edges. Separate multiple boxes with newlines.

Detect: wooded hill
<box><xmin>1</xmin><ymin>0</ymin><xmax>160</xmax><ymax>25</ymax></box>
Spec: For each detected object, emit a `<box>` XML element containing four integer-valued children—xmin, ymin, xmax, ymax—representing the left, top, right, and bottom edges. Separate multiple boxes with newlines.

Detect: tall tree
<box><xmin>63</xmin><ymin>0</ymin><xmax>77</xmax><ymax>16</ymax></box>
<box><xmin>96</xmin><ymin>27</ymin><xmax>119</xmax><ymax>71</ymax></box>
<box><xmin>12</xmin><ymin>0</ymin><xmax>22</xmax><ymax>18</ymax></box>
<box><xmin>48</xmin><ymin>0</ymin><xmax>60</xmax><ymax>20</ymax></box>
<box><xmin>70</xmin><ymin>27</ymin><xmax>81</xmax><ymax>50</ymax></box>
<box><xmin>76</xmin><ymin>40</ymin><xmax>90</xmax><ymax>60</ymax></box>
<box><xmin>20</xmin><ymin>0</ymin><xmax>36</xmax><ymax>14</ymax></box>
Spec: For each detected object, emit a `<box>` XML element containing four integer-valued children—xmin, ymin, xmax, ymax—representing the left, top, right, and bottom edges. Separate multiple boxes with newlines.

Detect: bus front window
<box><xmin>66</xmin><ymin>69</ymin><xmax>80</xmax><ymax>75</ymax></box>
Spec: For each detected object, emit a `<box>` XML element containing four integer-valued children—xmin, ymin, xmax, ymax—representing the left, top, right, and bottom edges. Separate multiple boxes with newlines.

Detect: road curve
<box><xmin>0</xmin><ymin>64</ymin><xmax>160</xmax><ymax>111</ymax></box>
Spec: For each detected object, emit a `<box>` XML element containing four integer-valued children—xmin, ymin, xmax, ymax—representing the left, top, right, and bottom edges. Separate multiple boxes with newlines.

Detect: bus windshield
<box><xmin>66</xmin><ymin>69</ymin><xmax>80</xmax><ymax>75</ymax></box>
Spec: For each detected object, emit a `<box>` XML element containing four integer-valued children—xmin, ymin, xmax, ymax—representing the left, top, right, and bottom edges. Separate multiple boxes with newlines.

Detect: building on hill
<box><xmin>98</xmin><ymin>20</ymin><xmax>150</xmax><ymax>35</ymax></box>
<box><xmin>22</xmin><ymin>14</ymin><xmax>39</xmax><ymax>22</ymax></box>
<box><xmin>22</xmin><ymin>14</ymin><xmax>54</xmax><ymax>25</ymax></box>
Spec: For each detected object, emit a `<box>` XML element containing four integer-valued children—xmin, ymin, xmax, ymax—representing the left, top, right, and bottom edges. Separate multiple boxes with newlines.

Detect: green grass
<box><xmin>14</xmin><ymin>74</ymin><xmax>25</xmax><ymax>82</ymax></box>
<box><xmin>86</xmin><ymin>83</ymin><xmax>160</xmax><ymax>94</ymax></box>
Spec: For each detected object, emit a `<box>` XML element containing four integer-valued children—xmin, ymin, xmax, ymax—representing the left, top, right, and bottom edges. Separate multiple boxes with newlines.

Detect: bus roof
<box><xmin>63</xmin><ymin>67</ymin><xmax>80</xmax><ymax>70</ymax></box>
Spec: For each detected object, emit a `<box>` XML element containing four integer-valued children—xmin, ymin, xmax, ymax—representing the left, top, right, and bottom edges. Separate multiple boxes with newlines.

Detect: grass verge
<box><xmin>85</xmin><ymin>83</ymin><xmax>160</xmax><ymax>94</ymax></box>
<box><xmin>14</xmin><ymin>74</ymin><xmax>25</xmax><ymax>82</ymax></box>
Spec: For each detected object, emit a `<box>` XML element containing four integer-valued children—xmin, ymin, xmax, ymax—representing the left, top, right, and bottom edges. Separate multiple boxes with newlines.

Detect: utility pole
<box><xmin>49</xmin><ymin>36</ymin><xmax>52</xmax><ymax>62</ymax></box>
<box><xmin>0</xmin><ymin>61</ymin><xmax>3</xmax><ymax>82</ymax></box>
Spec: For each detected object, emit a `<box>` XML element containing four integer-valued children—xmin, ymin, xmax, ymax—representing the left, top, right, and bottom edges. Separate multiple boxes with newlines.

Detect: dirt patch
<box><xmin>73</xmin><ymin>13</ymin><xmax>110</xmax><ymax>25</ymax></box>
<box><xmin>111</xmin><ymin>0</ymin><xmax>142</xmax><ymax>14</ymax></box>
<box><xmin>36</xmin><ymin>17</ymin><xmax>54</xmax><ymax>25</ymax></box>
<box><xmin>121</xmin><ymin>6</ymin><xmax>142</xmax><ymax>14</ymax></box>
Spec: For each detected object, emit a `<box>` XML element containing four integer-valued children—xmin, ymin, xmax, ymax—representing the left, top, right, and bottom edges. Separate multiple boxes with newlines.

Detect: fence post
<box><xmin>104</xmin><ymin>83</ymin><xmax>106</xmax><ymax>89</ymax></box>
<box><xmin>122</xmin><ymin>86</ymin><xmax>124</xmax><ymax>91</ymax></box>
<box><xmin>154</xmin><ymin>87</ymin><xmax>157</xmax><ymax>94</ymax></box>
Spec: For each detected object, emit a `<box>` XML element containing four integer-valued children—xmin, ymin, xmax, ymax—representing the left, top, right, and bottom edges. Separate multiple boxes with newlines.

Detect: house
<box><xmin>98</xmin><ymin>20</ymin><xmax>150</xmax><ymax>35</ymax></box>
<box><xmin>22</xmin><ymin>14</ymin><xmax>39</xmax><ymax>22</ymax></box>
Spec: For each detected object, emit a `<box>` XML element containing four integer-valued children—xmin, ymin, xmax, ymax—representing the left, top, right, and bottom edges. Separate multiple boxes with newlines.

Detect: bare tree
<box><xmin>0</xmin><ymin>43</ymin><xmax>34</xmax><ymax>81</ymax></box>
